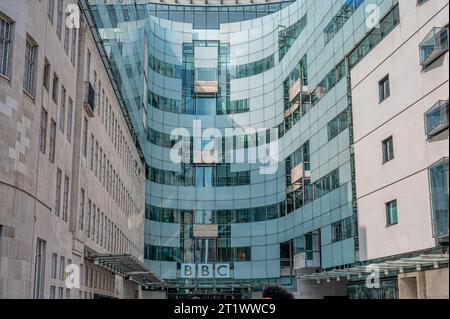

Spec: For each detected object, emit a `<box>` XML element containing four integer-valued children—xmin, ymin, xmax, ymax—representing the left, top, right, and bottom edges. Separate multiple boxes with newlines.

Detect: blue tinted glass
<box><xmin>196</xmin><ymin>97</ymin><xmax>216</xmax><ymax>115</ymax></box>
<box><xmin>207</xmin><ymin>10</ymin><xmax>219</xmax><ymax>29</ymax></box>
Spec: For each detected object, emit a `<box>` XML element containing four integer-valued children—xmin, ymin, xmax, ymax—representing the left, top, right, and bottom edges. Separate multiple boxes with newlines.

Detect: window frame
<box><xmin>385</xmin><ymin>199</ymin><xmax>399</xmax><ymax>227</ymax></box>
<box><xmin>0</xmin><ymin>14</ymin><xmax>13</xmax><ymax>80</ymax></box>
<box><xmin>23</xmin><ymin>36</ymin><xmax>38</xmax><ymax>98</ymax></box>
<box><xmin>39</xmin><ymin>108</ymin><xmax>48</xmax><ymax>154</ymax></box>
<box><xmin>378</xmin><ymin>75</ymin><xmax>391</xmax><ymax>103</ymax></box>
<box><xmin>382</xmin><ymin>135</ymin><xmax>395</xmax><ymax>164</ymax></box>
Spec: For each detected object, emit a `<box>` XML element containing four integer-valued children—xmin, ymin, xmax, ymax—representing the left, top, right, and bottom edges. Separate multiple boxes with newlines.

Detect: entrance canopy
<box><xmin>297</xmin><ymin>254</ymin><xmax>449</xmax><ymax>283</ymax></box>
<box><xmin>90</xmin><ymin>253</ymin><xmax>163</xmax><ymax>285</ymax></box>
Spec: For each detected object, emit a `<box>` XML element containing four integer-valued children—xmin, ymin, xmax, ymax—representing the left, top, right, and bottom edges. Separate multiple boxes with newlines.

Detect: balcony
<box><xmin>194</xmin><ymin>80</ymin><xmax>218</xmax><ymax>94</ymax></box>
<box><xmin>83</xmin><ymin>81</ymin><xmax>95</xmax><ymax>117</ymax></box>
<box><xmin>424</xmin><ymin>100</ymin><xmax>449</xmax><ymax>140</ymax></box>
<box><xmin>286</xmin><ymin>162</ymin><xmax>311</xmax><ymax>193</ymax></box>
<box><xmin>419</xmin><ymin>27</ymin><xmax>449</xmax><ymax>67</ymax></box>
<box><xmin>288</xmin><ymin>78</ymin><xmax>308</xmax><ymax>102</ymax></box>
<box><xmin>193</xmin><ymin>224</ymin><xmax>218</xmax><ymax>238</ymax></box>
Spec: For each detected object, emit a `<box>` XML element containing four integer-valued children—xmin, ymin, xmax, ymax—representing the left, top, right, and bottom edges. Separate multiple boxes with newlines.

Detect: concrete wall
<box><xmin>0</xmin><ymin>0</ymin><xmax>145</xmax><ymax>298</ymax></box>
<box><xmin>351</xmin><ymin>0</ymin><xmax>449</xmax><ymax>261</ymax></box>
<box><xmin>398</xmin><ymin>268</ymin><xmax>449</xmax><ymax>299</ymax></box>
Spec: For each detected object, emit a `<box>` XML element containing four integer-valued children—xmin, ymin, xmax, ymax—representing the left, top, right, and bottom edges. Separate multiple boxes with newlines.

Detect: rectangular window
<box><xmin>52</xmin><ymin>73</ymin><xmax>59</xmax><ymax>103</ymax></box>
<box><xmin>0</xmin><ymin>15</ymin><xmax>12</xmax><ymax>78</ymax></box>
<box><xmin>32</xmin><ymin>238</ymin><xmax>46</xmax><ymax>299</ymax></box>
<box><xmin>55</xmin><ymin>168</ymin><xmax>62</xmax><ymax>216</ymax></box>
<box><xmin>49</xmin><ymin>120</ymin><xmax>56</xmax><ymax>163</ymax></box>
<box><xmin>39</xmin><ymin>108</ymin><xmax>48</xmax><ymax>154</ymax></box>
<box><xmin>379</xmin><ymin>75</ymin><xmax>390</xmax><ymax>103</ymax></box>
<box><xmin>62</xmin><ymin>175</ymin><xmax>69</xmax><ymax>222</ymax></box>
<box><xmin>47</xmin><ymin>0</ymin><xmax>55</xmax><ymax>23</ymax></box>
<box><xmin>43</xmin><ymin>59</ymin><xmax>50</xmax><ymax>91</ymax></box>
<box><xmin>51</xmin><ymin>253</ymin><xmax>58</xmax><ymax>279</ymax></box>
<box><xmin>382</xmin><ymin>136</ymin><xmax>394</xmax><ymax>163</ymax></box>
<box><xmin>56</xmin><ymin>0</ymin><xmax>63</xmax><ymax>39</ymax></box>
<box><xmin>86</xmin><ymin>49</ymin><xmax>91</xmax><ymax>81</ymax></box>
<box><xmin>428</xmin><ymin>158</ymin><xmax>449</xmax><ymax>238</ymax></box>
<box><xmin>87</xmin><ymin>199</ymin><xmax>91</xmax><ymax>237</ymax></box>
<box><xmin>70</xmin><ymin>29</ymin><xmax>77</xmax><ymax>65</ymax></box>
<box><xmin>327</xmin><ymin>109</ymin><xmax>349</xmax><ymax>141</ymax></box>
<box><xmin>79</xmin><ymin>188</ymin><xmax>85</xmax><ymax>230</ymax></box>
<box><xmin>58</xmin><ymin>287</ymin><xmax>63</xmax><ymax>299</ymax></box>
<box><xmin>67</xmin><ymin>97</ymin><xmax>73</xmax><ymax>142</ymax></box>
<box><xmin>386</xmin><ymin>200</ymin><xmax>398</xmax><ymax>226</ymax></box>
<box><xmin>23</xmin><ymin>38</ymin><xmax>38</xmax><ymax>97</ymax></box>
<box><xmin>82</xmin><ymin>117</ymin><xmax>88</xmax><ymax>158</ymax></box>
<box><xmin>50</xmin><ymin>286</ymin><xmax>56</xmax><ymax>299</ymax></box>
<box><xmin>91</xmin><ymin>204</ymin><xmax>96</xmax><ymax>238</ymax></box>
<box><xmin>59</xmin><ymin>256</ymin><xmax>65</xmax><ymax>280</ymax></box>
<box><xmin>59</xmin><ymin>85</ymin><xmax>66</xmax><ymax>133</ymax></box>
<box><xmin>95</xmin><ymin>141</ymin><xmax>99</xmax><ymax>176</ymax></box>
<box><xmin>90</xmin><ymin>134</ymin><xmax>94</xmax><ymax>170</ymax></box>
<box><xmin>63</xmin><ymin>24</ymin><xmax>70</xmax><ymax>54</ymax></box>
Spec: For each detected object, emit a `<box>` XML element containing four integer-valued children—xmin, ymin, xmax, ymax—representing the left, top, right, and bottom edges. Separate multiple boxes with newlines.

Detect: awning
<box><xmin>89</xmin><ymin>253</ymin><xmax>163</xmax><ymax>285</ymax></box>
<box><xmin>297</xmin><ymin>254</ymin><xmax>449</xmax><ymax>283</ymax></box>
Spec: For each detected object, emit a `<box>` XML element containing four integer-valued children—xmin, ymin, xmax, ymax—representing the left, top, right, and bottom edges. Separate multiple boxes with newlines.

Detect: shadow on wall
<box><xmin>358</xmin><ymin>225</ymin><xmax>368</xmax><ymax>262</ymax></box>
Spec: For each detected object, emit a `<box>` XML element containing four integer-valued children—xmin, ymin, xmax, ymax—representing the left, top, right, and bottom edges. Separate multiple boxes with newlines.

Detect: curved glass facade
<box><xmin>82</xmin><ymin>0</ymin><xmax>400</xmax><ymax>295</ymax></box>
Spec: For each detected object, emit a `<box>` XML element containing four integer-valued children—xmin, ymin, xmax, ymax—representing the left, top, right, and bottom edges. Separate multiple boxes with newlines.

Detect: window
<box><xmin>32</xmin><ymin>238</ymin><xmax>46</xmax><ymax>299</ymax></box>
<box><xmin>428</xmin><ymin>158</ymin><xmax>449</xmax><ymax>238</ymax></box>
<box><xmin>79</xmin><ymin>188</ymin><xmax>85</xmax><ymax>230</ymax></box>
<box><xmin>47</xmin><ymin>0</ymin><xmax>55</xmax><ymax>23</ymax></box>
<box><xmin>52</xmin><ymin>73</ymin><xmax>59</xmax><ymax>103</ymax></box>
<box><xmin>87</xmin><ymin>200</ymin><xmax>91</xmax><ymax>237</ymax></box>
<box><xmin>386</xmin><ymin>200</ymin><xmax>398</xmax><ymax>226</ymax></box>
<box><xmin>59</xmin><ymin>85</ymin><xmax>66</xmax><ymax>133</ymax></box>
<box><xmin>382</xmin><ymin>136</ymin><xmax>394</xmax><ymax>163</ymax></box>
<box><xmin>0</xmin><ymin>15</ymin><xmax>12</xmax><ymax>78</ymax></box>
<box><xmin>196</xmin><ymin>97</ymin><xmax>216</xmax><ymax>115</ymax></box>
<box><xmin>86</xmin><ymin>49</ymin><xmax>91</xmax><ymax>81</ymax></box>
<box><xmin>94</xmin><ymin>141</ymin><xmax>98</xmax><ymax>176</ymax></box>
<box><xmin>49</xmin><ymin>120</ymin><xmax>56</xmax><ymax>163</ymax></box>
<box><xmin>67</xmin><ymin>98</ymin><xmax>73</xmax><ymax>142</ymax></box>
<box><xmin>70</xmin><ymin>29</ymin><xmax>77</xmax><ymax>65</ymax></box>
<box><xmin>59</xmin><ymin>256</ymin><xmax>65</xmax><ymax>280</ymax></box>
<box><xmin>23</xmin><ymin>38</ymin><xmax>38</xmax><ymax>97</ymax></box>
<box><xmin>51</xmin><ymin>253</ymin><xmax>58</xmax><ymax>279</ymax></box>
<box><xmin>43</xmin><ymin>59</ymin><xmax>50</xmax><ymax>90</ymax></box>
<box><xmin>56</xmin><ymin>0</ymin><xmax>63</xmax><ymax>39</ymax></box>
<box><xmin>39</xmin><ymin>108</ymin><xmax>48</xmax><ymax>154</ymax></box>
<box><xmin>49</xmin><ymin>286</ymin><xmax>56</xmax><ymax>299</ymax></box>
<box><xmin>327</xmin><ymin>109</ymin><xmax>349</xmax><ymax>141</ymax></box>
<box><xmin>55</xmin><ymin>168</ymin><xmax>62</xmax><ymax>216</ymax></box>
<box><xmin>82</xmin><ymin>117</ymin><xmax>88</xmax><ymax>158</ymax></box>
<box><xmin>90</xmin><ymin>134</ymin><xmax>94</xmax><ymax>170</ymax></box>
<box><xmin>62</xmin><ymin>175</ymin><xmax>69</xmax><ymax>222</ymax></box>
<box><xmin>58</xmin><ymin>287</ymin><xmax>63</xmax><ymax>299</ymax></box>
<box><xmin>92</xmin><ymin>204</ymin><xmax>96</xmax><ymax>238</ymax></box>
<box><xmin>63</xmin><ymin>24</ymin><xmax>70</xmax><ymax>54</ymax></box>
<box><xmin>379</xmin><ymin>75</ymin><xmax>390</xmax><ymax>103</ymax></box>
<box><xmin>331</xmin><ymin>217</ymin><xmax>354</xmax><ymax>243</ymax></box>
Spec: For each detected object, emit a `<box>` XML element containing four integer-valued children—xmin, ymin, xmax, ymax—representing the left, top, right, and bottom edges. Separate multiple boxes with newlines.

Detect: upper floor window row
<box><xmin>230</xmin><ymin>54</ymin><xmax>274</xmax><ymax>80</ymax></box>
<box><xmin>279</xmin><ymin>14</ymin><xmax>307</xmax><ymax>61</ymax></box>
<box><xmin>324</xmin><ymin>0</ymin><xmax>364</xmax><ymax>46</ymax></box>
<box><xmin>0</xmin><ymin>14</ymin><xmax>12</xmax><ymax>79</ymax></box>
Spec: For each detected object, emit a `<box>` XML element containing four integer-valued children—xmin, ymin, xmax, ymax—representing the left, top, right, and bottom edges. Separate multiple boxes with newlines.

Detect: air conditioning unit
<box><xmin>83</xmin><ymin>81</ymin><xmax>95</xmax><ymax>117</ymax></box>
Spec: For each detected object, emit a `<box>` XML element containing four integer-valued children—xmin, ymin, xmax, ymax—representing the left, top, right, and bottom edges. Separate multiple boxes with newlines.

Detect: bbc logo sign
<box><xmin>180</xmin><ymin>263</ymin><xmax>231</xmax><ymax>278</ymax></box>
